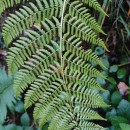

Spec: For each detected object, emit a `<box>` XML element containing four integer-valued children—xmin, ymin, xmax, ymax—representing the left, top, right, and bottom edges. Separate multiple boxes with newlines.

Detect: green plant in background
<box><xmin>0</xmin><ymin>67</ymin><xmax>37</xmax><ymax>128</ymax></box>
<box><xmin>110</xmin><ymin>0</ymin><xmax>130</xmax><ymax>38</ymax></box>
<box><xmin>95</xmin><ymin>46</ymin><xmax>130</xmax><ymax>130</ymax></box>
<box><xmin>0</xmin><ymin>124</ymin><xmax>33</xmax><ymax>130</ymax></box>
<box><xmin>0</xmin><ymin>0</ymin><xmax>109</xmax><ymax>129</ymax></box>
<box><xmin>0</xmin><ymin>95</ymin><xmax>47</xmax><ymax>130</ymax></box>
<box><xmin>0</xmin><ymin>68</ymin><xmax>16</xmax><ymax>124</ymax></box>
<box><xmin>98</xmin><ymin>0</ymin><xmax>111</xmax><ymax>28</ymax></box>
<box><xmin>109</xmin><ymin>0</ymin><xmax>130</xmax><ymax>58</ymax></box>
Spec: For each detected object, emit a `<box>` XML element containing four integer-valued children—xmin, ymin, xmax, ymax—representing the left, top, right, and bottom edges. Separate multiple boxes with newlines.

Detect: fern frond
<box><xmin>0</xmin><ymin>0</ymin><xmax>29</xmax><ymax>14</ymax></box>
<box><xmin>63</xmin><ymin>14</ymin><xmax>108</xmax><ymax>51</ymax></box>
<box><xmin>2</xmin><ymin>0</ymin><xmax>62</xmax><ymax>46</ymax></box>
<box><xmin>63</xmin><ymin>34</ymin><xmax>107</xmax><ymax>69</ymax></box>
<box><xmin>81</xmin><ymin>0</ymin><xmax>107</xmax><ymax>16</ymax></box>
<box><xmin>78</xmin><ymin>121</ymin><xmax>106</xmax><ymax>130</ymax></box>
<box><xmin>49</xmin><ymin>107</ymin><xmax>106</xmax><ymax>130</ymax></box>
<box><xmin>24</xmin><ymin>63</ymin><xmax>61</xmax><ymax>109</ymax></box>
<box><xmin>7</xmin><ymin>22</ymin><xmax>59</xmax><ymax>73</ymax></box>
<box><xmin>68</xmin><ymin>1</ymin><xmax>105</xmax><ymax>34</ymax></box>
<box><xmin>2</xmin><ymin>0</ymin><xmax>109</xmax><ymax>129</ymax></box>
<box><xmin>76</xmin><ymin>107</ymin><xmax>106</xmax><ymax>120</ymax></box>
<box><xmin>14</xmin><ymin>42</ymin><xmax>60</xmax><ymax>96</ymax></box>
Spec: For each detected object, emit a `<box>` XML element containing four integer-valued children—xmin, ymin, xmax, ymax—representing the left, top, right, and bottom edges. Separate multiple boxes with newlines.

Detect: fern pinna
<box><xmin>1</xmin><ymin>0</ymin><xmax>109</xmax><ymax>129</ymax></box>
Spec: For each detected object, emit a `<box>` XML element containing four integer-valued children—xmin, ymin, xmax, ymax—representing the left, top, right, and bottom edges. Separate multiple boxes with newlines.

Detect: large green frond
<box><xmin>1</xmin><ymin>0</ymin><xmax>109</xmax><ymax>129</ymax></box>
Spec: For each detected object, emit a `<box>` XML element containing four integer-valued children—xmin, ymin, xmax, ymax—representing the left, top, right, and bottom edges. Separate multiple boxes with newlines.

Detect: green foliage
<box><xmin>119</xmin><ymin>123</ymin><xmax>130</xmax><ymax>130</ymax></box>
<box><xmin>1</xmin><ymin>0</ymin><xmax>109</xmax><ymax>129</ymax></box>
<box><xmin>20</xmin><ymin>112</ymin><xmax>30</xmax><ymax>126</ymax></box>
<box><xmin>110</xmin><ymin>0</ymin><xmax>130</xmax><ymax>38</ymax></box>
<box><xmin>109</xmin><ymin>65</ymin><xmax>118</xmax><ymax>73</ymax></box>
<box><xmin>0</xmin><ymin>68</ymin><xmax>16</xmax><ymax>124</ymax></box>
<box><xmin>117</xmin><ymin>68</ymin><xmax>127</xmax><ymax>79</ymax></box>
<box><xmin>95</xmin><ymin>47</ymin><xmax>105</xmax><ymax>56</ymax></box>
<box><xmin>97</xmin><ymin>77</ymin><xmax>106</xmax><ymax>85</ymax></box>
<box><xmin>0</xmin><ymin>98</ymin><xmax>46</xmax><ymax>129</ymax></box>
<box><xmin>100</xmin><ymin>91</ymin><xmax>110</xmax><ymax>104</ymax></box>
<box><xmin>15</xmin><ymin>101</ymin><xmax>25</xmax><ymax>114</ymax></box>
<box><xmin>94</xmin><ymin>46</ymin><xmax>130</xmax><ymax>130</ymax></box>
<box><xmin>100</xmin><ymin>55</ymin><xmax>110</xmax><ymax>68</ymax></box>
<box><xmin>111</xmin><ymin>91</ymin><xmax>122</xmax><ymax>106</ymax></box>
<box><xmin>0</xmin><ymin>124</ymin><xmax>39</xmax><ymax>130</ymax></box>
<box><xmin>117</xmin><ymin>99</ymin><xmax>130</xmax><ymax>118</ymax></box>
<box><xmin>108</xmin><ymin>116</ymin><xmax>129</xmax><ymax>130</ymax></box>
<box><xmin>106</xmin><ymin>99</ymin><xmax>130</xmax><ymax>130</ymax></box>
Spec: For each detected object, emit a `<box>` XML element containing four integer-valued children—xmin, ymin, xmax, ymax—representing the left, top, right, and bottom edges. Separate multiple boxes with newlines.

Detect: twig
<box><xmin>118</xmin><ymin>62</ymin><xmax>130</xmax><ymax>67</ymax></box>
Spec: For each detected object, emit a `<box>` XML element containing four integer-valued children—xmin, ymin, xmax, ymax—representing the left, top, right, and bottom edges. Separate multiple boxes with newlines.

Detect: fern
<box><xmin>0</xmin><ymin>0</ymin><xmax>29</xmax><ymax>14</ymax></box>
<box><xmin>0</xmin><ymin>68</ymin><xmax>16</xmax><ymax>124</ymax></box>
<box><xmin>1</xmin><ymin>0</ymin><xmax>109</xmax><ymax>129</ymax></box>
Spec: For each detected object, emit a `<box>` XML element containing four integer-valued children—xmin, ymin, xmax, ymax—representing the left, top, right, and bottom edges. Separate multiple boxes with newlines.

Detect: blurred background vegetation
<box><xmin>0</xmin><ymin>0</ymin><xmax>130</xmax><ymax>130</ymax></box>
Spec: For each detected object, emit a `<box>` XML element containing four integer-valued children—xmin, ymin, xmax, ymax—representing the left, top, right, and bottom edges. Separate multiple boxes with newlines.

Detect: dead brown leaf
<box><xmin>118</xmin><ymin>82</ymin><xmax>129</xmax><ymax>95</ymax></box>
<box><xmin>0</xmin><ymin>50</ymin><xmax>7</xmax><ymax>56</ymax></box>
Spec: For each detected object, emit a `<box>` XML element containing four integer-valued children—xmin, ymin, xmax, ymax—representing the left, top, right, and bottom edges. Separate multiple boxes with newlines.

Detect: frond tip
<box><xmin>1</xmin><ymin>0</ymin><xmax>109</xmax><ymax>129</ymax></box>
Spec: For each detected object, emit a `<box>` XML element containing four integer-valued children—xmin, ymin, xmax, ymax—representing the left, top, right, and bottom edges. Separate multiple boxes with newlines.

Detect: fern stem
<box><xmin>60</xmin><ymin>0</ymin><xmax>75</xmax><ymax>114</ymax></box>
<box><xmin>60</xmin><ymin>0</ymin><xmax>67</xmax><ymax>89</ymax></box>
<box><xmin>60</xmin><ymin>0</ymin><xmax>66</xmax><ymax>52</ymax></box>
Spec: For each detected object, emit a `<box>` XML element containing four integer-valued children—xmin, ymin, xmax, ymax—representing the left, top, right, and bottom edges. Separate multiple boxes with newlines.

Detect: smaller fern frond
<box><xmin>81</xmin><ymin>0</ymin><xmax>108</xmax><ymax>16</ymax></box>
<box><xmin>63</xmin><ymin>15</ymin><xmax>108</xmax><ymax>51</ymax></box>
<box><xmin>70</xmin><ymin>89</ymin><xmax>108</xmax><ymax>108</ymax></box>
<box><xmin>78</xmin><ymin>122</ymin><xmax>106</xmax><ymax>130</ymax></box>
<box><xmin>68</xmin><ymin>1</ymin><xmax>105</xmax><ymax>34</ymax></box>
<box><xmin>75</xmin><ymin>107</ymin><xmax>106</xmax><ymax>121</ymax></box>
